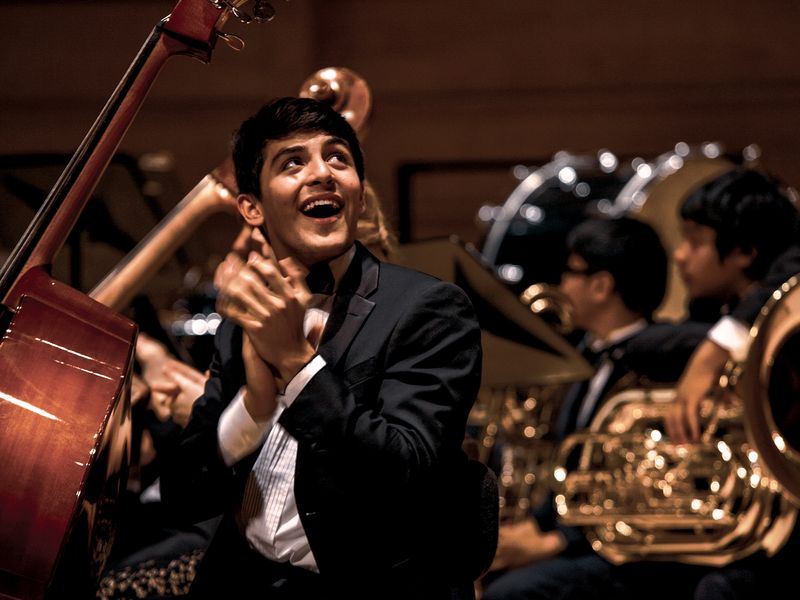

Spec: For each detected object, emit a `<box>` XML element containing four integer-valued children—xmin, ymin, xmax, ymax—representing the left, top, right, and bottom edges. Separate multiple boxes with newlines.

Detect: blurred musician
<box><xmin>483</xmin><ymin>216</ymin><xmax>671</xmax><ymax>600</ymax></box>
<box><xmin>665</xmin><ymin>168</ymin><xmax>800</xmax><ymax>444</ymax></box>
<box><xmin>656</xmin><ymin>167</ymin><xmax>800</xmax><ymax>599</ymax></box>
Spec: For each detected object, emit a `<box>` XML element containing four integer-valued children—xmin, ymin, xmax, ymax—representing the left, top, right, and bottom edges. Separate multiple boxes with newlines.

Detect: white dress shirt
<box><xmin>216</xmin><ymin>246</ymin><xmax>354</xmax><ymax>572</ymax></box>
<box><xmin>575</xmin><ymin>318</ymin><xmax>648</xmax><ymax>428</ymax></box>
<box><xmin>708</xmin><ymin>315</ymin><xmax>751</xmax><ymax>363</ymax></box>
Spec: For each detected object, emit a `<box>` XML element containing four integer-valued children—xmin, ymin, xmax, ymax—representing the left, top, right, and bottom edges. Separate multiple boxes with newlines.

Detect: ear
<box><xmin>237</xmin><ymin>193</ymin><xmax>264</xmax><ymax>227</ymax></box>
<box><xmin>730</xmin><ymin>246</ymin><xmax>757</xmax><ymax>272</ymax></box>
<box><xmin>589</xmin><ymin>271</ymin><xmax>615</xmax><ymax>302</ymax></box>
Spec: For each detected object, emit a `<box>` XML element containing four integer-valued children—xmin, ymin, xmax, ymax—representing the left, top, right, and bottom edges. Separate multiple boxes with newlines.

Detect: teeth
<box><xmin>302</xmin><ymin>198</ymin><xmax>341</xmax><ymax>214</ymax></box>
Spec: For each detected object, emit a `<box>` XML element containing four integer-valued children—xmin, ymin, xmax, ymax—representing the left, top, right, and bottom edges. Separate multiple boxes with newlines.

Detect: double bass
<box><xmin>0</xmin><ymin>2</ymin><xmax>273</xmax><ymax>597</ymax></box>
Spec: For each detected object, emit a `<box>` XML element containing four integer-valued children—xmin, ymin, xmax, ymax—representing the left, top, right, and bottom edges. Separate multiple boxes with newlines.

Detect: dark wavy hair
<box><xmin>567</xmin><ymin>216</ymin><xmax>668</xmax><ymax>319</ymax></box>
<box><xmin>232</xmin><ymin>96</ymin><xmax>365</xmax><ymax>199</ymax></box>
<box><xmin>680</xmin><ymin>168</ymin><xmax>799</xmax><ymax>280</ymax></box>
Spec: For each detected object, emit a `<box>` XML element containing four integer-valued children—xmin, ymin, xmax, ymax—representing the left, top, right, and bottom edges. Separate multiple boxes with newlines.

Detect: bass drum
<box><xmin>480</xmin><ymin>151</ymin><xmax>634</xmax><ymax>295</ymax></box>
<box><xmin>610</xmin><ymin>142</ymin><xmax>756</xmax><ymax>322</ymax></box>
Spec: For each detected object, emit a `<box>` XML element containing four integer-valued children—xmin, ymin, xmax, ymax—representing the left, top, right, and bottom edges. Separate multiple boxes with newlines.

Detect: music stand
<box><xmin>395</xmin><ymin>236</ymin><xmax>592</xmax><ymax>388</ymax></box>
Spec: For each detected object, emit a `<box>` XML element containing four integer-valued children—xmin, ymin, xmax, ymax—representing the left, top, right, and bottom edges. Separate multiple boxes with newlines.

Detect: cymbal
<box><xmin>394</xmin><ymin>236</ymin><xmax>592</xmax><ymax>387</ymax></box>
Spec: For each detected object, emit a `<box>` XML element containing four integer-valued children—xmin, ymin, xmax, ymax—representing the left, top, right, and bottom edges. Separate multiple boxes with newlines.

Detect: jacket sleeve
<box><xmin>160</xmin><ymin>319</ymin><xmax>246</xmax><ymax>524</ymax></box>
<box><xmin>279</xmin><ymin>280</ymin><xmax>482</xmax><ymax>488</ymax></box>
<box><xmin>621</xmin><ymin>321</ymin><xmax>711</xmax><ymax>383</ymax></box>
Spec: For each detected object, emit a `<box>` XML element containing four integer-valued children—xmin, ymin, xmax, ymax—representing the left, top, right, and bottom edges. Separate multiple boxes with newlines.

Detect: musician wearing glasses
<box><xmin>483</xmin><ymin>216</ymin><xmax>671</xmax><ymax>600</ymax></box>
<box><xmin>161</xmin><ymin>97</ymin><xmax>489</xmax><ymax>599</ymax></box>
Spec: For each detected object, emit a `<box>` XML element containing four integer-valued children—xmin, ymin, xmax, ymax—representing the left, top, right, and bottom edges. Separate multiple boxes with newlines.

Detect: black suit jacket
<box><xmin>162</xmin><ymin>243</ymin><xmax>484</xmax><ymax>593</ymax></box>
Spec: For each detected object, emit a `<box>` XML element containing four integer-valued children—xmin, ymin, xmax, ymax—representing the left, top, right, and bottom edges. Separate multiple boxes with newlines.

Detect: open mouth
<box><xmin>300</xmin><ymin>197</ymin><xmax>343</xmax><ymax>219</ymax></box>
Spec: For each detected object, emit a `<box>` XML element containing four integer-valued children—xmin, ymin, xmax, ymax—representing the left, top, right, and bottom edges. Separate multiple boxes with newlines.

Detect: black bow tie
<box><xmin>306</xmin><ymin>263</ymin><xmax>335</xmax><ymax>294</ymax></box>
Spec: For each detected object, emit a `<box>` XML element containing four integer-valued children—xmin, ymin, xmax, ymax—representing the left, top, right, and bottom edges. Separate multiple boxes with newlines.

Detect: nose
<box><xmin>673</xmin><ymin>241</ymin><xmax>688</xmax><ymax>266</ymax></box>
<box><xmin>307</xmin><ymin>155</ymin><xmax>333</xmax><ymax>185</ymax></box>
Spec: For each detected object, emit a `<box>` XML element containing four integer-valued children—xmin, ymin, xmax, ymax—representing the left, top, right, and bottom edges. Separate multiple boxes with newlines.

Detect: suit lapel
<box><xmin>318</xmin><ymin>242</ymin><xmax>378</xmax><ymax>369</ymax></box>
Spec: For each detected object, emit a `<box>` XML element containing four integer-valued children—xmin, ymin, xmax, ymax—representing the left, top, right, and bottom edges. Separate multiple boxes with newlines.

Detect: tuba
<box><xmin>469</xmin><ymin>281</ymin><xmax>581</xmax><ymax>522</ymax></box>
<box><xmin>552</xmin><ymin>278</ymin><xmax>800</xmax><ymax>566</ymax></box>
<box><xmin>741</xmin><ymin>275</ymin><xmax>800</xmax><ymax>508</ymax></box>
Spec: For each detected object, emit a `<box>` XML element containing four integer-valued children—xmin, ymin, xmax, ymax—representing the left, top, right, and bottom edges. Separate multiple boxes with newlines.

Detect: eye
<box><xmin>282</xmin><ymin>156</ymin><xmax>303</xmax><ymax>170</ymax></box>
<box><xmin>327</xmin><ymin>150</ymin><xmax>351</xmax><ymax>166</ymax></box>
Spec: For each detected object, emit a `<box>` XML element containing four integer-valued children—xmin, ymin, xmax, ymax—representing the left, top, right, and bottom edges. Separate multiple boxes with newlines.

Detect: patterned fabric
<box><xmin>239</xmin><ymin>403</ymin><xmax>298</xmax><ymax>553</ymax></box>
<box><xmin>96</xmin><ymin>548</ymin><xmax>203</xmax><ymax>599</ymax></box>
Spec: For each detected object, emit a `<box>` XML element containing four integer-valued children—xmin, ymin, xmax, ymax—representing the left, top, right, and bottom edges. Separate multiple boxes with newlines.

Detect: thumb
<box><xmin>279</xmin><ymin>257</ymin><xmax>311</xmax><ymax>302</ymax></box>
<box><xmin>250</xmin><ymin>227</ymin><xmax>270</xmax><ymax>256</ymax></box>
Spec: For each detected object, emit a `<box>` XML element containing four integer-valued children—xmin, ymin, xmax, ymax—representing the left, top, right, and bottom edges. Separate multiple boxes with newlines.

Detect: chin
<box><xmin>299</xmin><ymin>237</ymin><xmax>352</xmax><ymax>264</ymax></box>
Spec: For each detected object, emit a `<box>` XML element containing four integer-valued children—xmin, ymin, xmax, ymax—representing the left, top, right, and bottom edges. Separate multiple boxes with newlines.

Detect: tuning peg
<box><xmin>212</xmin><ymin>0</ymin><xmax>284</xmax><ymax>25</ymax></box>
<box><xmin>219</xmin><ymin>32</ymin><xmax>246</xmax><ymax>51</ymax></box>
<box><xmin>253</xmin><ymin>0</ymin><xmax>277</xmax><ymax>22</ymax></box>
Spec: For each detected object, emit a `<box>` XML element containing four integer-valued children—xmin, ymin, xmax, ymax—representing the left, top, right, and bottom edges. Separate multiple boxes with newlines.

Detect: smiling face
<box><xmin>239</xmin><ymin>131</ymin><xmax>365</xmax><ymax>267</ymax></box>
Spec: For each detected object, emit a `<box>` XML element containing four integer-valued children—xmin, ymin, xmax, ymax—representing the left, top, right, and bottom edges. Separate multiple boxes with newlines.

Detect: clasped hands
<box><xmin>215</xmin><ymin>227</ymin><xmax>317</xmax><ymax>421</ymax></box>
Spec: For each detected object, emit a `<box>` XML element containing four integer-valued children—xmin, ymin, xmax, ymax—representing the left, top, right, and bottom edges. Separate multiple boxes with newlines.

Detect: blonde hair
<box><xmin>358</xmin><ymin>181</ymin><xmax>397</xmax><ymax>261</ymax></box>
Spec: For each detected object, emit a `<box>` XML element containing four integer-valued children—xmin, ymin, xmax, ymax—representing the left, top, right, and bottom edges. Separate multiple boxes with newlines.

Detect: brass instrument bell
<box><xmin>299</xmin><ymin>67</ymin><xmax>372</xmax><ymax>137</ymax></box>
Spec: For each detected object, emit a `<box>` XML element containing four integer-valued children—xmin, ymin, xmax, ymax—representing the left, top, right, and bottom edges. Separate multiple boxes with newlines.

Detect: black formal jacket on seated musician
<box><xmin>161</xmin><ymin>242</ymin><xmax>487</xmax><ymax>596</ymax></box>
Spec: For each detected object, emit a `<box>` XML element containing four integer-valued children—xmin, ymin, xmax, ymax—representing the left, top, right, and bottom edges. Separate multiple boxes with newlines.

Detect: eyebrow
<box><xmin>269</xmin><ymin>136</ymin><xmax>351</xmax><ymax>170</ymax></box>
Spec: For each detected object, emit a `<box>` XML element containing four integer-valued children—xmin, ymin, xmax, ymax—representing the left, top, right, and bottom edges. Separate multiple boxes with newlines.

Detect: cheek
<box><xmin>695</xmin><ymin>249</ymin><xmax>719</xmax><ymax>272</ymax></box>
<box><xmin>560</xmin><ymin>283</ymin><xmax>580</xmax><ymax>308</ymax></box>
<box><xmin>681</xmin><ymin>248</ymin><xmax>705</xmax><ymax>271</ymax></box>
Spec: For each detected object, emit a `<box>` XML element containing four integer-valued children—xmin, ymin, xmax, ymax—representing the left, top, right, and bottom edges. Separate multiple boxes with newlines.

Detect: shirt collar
<box><xmin>586</xmin><ymin>318</ymin><xmax>647</xmax><ymax>353</ymax></box>
<box><xmin>324</xmin><ymin>244</ymin><xmax>356</xmax><ymax>293</ymax></box>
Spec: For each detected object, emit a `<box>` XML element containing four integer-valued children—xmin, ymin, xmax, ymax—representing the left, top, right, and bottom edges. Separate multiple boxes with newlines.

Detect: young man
<box><xmin>482</xmin><ymin>216</ymin><xmax>669</xmax><ymax>600</ymax></box>
<box><xmin>665</xmin><ymin>168</ymin><xmax>800</xmax><ymax>444</ymax></box>
<box><xmin>161</xmin><ymin>97</ymin><xmax>486</xmax><ymax>599</ymax></box>
<box><xmin>658</xmin><ymin>167</ymin><xmax>800</xmax><ymax>600</ymax></box>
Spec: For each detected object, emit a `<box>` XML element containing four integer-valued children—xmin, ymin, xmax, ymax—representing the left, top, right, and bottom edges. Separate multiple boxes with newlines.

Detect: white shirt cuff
<box><xmin>280</xmin><ymin>355</ymin><xmax>327</xmax><ymax>408</ymax></box>
<box><xmin>218</xmin><ymin>387</ymin><xmax>271</xmax><ymax>466</ymax></box>
<box><xmin>217</xmin><ymin>355</ymin><xmax>327</xmax><ymax>465</ymax></box>
<box><xmin>708</xmin><ymin>316</ymin><xmax>752</xmax><ymax>363</ymax></box>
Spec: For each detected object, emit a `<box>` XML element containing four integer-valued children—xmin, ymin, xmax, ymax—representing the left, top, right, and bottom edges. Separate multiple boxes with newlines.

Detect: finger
<box><xmin>214</xmin><ymin>252</ymin><xmax>246</xmax><ymax>290</ymax></box>
<box><xmin>688</xmin><ymin>399</ymin><xmax>702</xmax><ymax>442</ymax></box>
<box><xmin>164</xmin><ymin>358</ymin><xmax>208</xmax><ymax>384</ymax></box>
<box><xmin>168</xmin><ymin>369</ymin><xmax>206</xmax><ymax>397</ymax></box>
<box><xmin>676</xmin><ymin>402</ymin><xmax>691</xmax><ymax>445</ymax></box>
<box><xmin>663</xmin><ymin>404</ymin><xmax>676</xmax><ymax>440</ymax></box>
<box><xmin>217</xmin><ymin>264</ymin><xmax>275</xmax><ymax>319</ymax></box>
<box><xmin>279</xmin><ymin>257</ymin><xmax>312</xmax><ymax>304</ymax></box>
<box><xmin>215</xmin><ymin>292</ymin><xmax>250</xmax><ymax>322</ymax></box>
<box><xmin>247</xmin><ymin>251</ymin><xmax>292</xmax><ymax>299</ymax></box>
<box><xmin>250</xmin><ymin>226</ymin><xmax>268</xmax><ymax>252</ymax></box>
<box><xmin>231</xmin><ymin>223</ymin><xmax>253</xmax><ymax>259</ymax></box>
<box><xmin>670</xmin><ymin>403</ymin><xmax>685</xmax><ymax>445</ymax></box>
<box><xmin>149</xmin><ymin>391</ymin><xmax>173</xmax><ymax>422</ymax></box>
<box><xmin>665</xmin><ymin>403</ymin><xmax>685</xmax><ymax>445</ymax></box>
<box><xmin>150</xmin><ymin>380</ymin><xmax>180</xmax><ymax>395</ymax></box>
